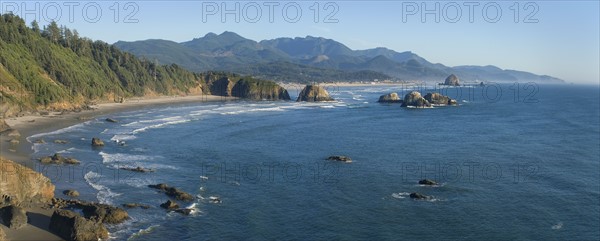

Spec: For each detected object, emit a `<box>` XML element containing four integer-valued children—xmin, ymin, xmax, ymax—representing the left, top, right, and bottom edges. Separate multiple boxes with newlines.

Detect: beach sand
<box><xmin>0</xmin><ymin>94</ymin><xmax>234</xmax><ymax>241</ymax></box>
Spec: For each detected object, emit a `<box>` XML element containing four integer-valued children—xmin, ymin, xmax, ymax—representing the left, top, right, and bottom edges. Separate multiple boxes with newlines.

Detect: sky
<box><xmin>1</xmin><ymin>0</ymin><xmax>599</xmax><ymax>83</ymax></box>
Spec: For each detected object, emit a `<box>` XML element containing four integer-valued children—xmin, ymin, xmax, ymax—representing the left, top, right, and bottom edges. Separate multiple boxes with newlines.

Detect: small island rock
<box><xmin>91</xmin><ymin>138</ymin><xmax>104</xmax><ymax>147</ymax></box>
<box><xmin>378</xmin><ymin>93</ymin><xmax>402</xmax><ymax>103</ymax></box>
<box><xmin>297</xmin><ymin>85</ymin><xmax>334</xmax><ymax>102</ymax></box>
<box><xmin>444</xmin><ymin>74</ymin><xmax>460</xmax><ymax>86</ymax></box>
<box><xmin>401</xmin><ymin>91</ymin><xmax>431</xmax><ymax>108</ymax></box>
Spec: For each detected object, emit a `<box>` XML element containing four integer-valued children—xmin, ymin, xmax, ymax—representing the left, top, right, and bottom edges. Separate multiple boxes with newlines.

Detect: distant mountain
<box><xmin>114</xmin><ymin>32</ymin><xmax>564</xmax><ymax>83</ymax></box>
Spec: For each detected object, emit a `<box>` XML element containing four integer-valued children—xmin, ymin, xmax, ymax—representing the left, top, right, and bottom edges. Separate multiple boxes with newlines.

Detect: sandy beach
<box><xmin>0</xmin><ymin>94</ymin><xmax>234</xmax><ymax>241</ymax></box>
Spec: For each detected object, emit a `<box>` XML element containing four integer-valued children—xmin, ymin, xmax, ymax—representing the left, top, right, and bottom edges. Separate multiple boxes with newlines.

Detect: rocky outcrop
<box><xmin>444</xmin><ymin>74</ymin><xmax>460</xmax><ymax>86</ymax></box>
<box><xmin>49</xmin><ymin>209</ymin><xmax>108</xmax><ymax>241</ymax></box>
<box><xmin>63</xmin><ymin>190</ymin><xmax>80</xmax><ymax>197</ymax></box>
<box><xmin>409</xmin><ymin>192</ymin><xmax>431</xmax><ymax>200</ymax></box>
<box><xmin>122</xmin><ymin>203</ymin><xmax>151</xmax><ymax>209</ymax></box>
<box><xmin>418</xmin><ymin>179</ymin><xmax>438</xmax><ymax>186</ymax></box>
<box><xmin>326</xmin><ymin>156</ymin><xmax>352</xmax><ymax>163</ymax></box>
<box><xmin>91</xmin><ymin>138</ymin><xmax>104</xmax><ymax>147</ymax></box>
<box><xmin>378</xmin><ymin>93</ymin><xmax>402</xmax><ymax>103</ymax></box>
<box><xmin>149</xmin><ymin>184</ymin><xmax>194</xmax><ymax>201</ymax></box>
<box><xmin>160</xmin><ymin>200</ymin><xmax>179</xmax><ymax>210</ymax></box>
<box><xmin>0</xmin><ymin>205</ymin><xmax>27</xmax><ymax>229</ymax></box>
<box><xmin>401</xmin><ymin>91</ymin><xmax>431</xmax><ymax>108</ymax></box>
<box><xmin>119</xmin><ymin>166</ymin><xmax>155</xmax><ymax>173</ymax></box>
<box><xmin>208</xmin><ymin>77</ymin><xmax>234</xmax><ymax>97</ymax></box>
<box><xmin>296</xmin><ymin>85</ymin><xmax>334</xmax><ymax>102</ymax></box>
<box><xmin>81</xmin><ymin>204</ymin><xmax>129</xmax><ymax>224</ymax></box>
<box><xmin>39</xmin><ymin>154</ymin><xmax>80</xmax><ymax>165</ymax></box>
<box><xmin>0</xmin><ymin>158</ymin><xmax>55</xmax><ymax>208</ymax></box>
<box><xmin>424</xmin><ymin>93</ymin><xmax>457</xmax><ymax>106</ymax></box>
<box><xmin>231</xmin><ymin>79</ymin><xmax>291</xmax><ymax>100</ymax></box>
<box><xmin>105</xmin><ymin>118</ymin><xmax>118</xmax><ymax>123</ymax></box>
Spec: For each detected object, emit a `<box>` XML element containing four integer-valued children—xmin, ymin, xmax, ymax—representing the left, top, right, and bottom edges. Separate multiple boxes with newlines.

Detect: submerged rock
<box><xmin>149</xmin><ymin>184</ymin><xmax>194</xmax><ymax>201</ymax></box>
<box><xmin>378</xmin><ymin>93</ymin><xmax>402</xmax><ymax>103</ymax></box>
<box><xmin>49</xmin><ymin>209</ymin><xmax>108</xmax><ymax>241</ymax></box>
<box><xmin>296</xmin><ymin>85</ymin><xmax>334</xmax><ymax>102</ymax></box>
<box><xmin>444</xmin><ymin>74</ymin><xmax>460</xmax><ymax>86</ymax></box>
<box><xmin>122</xmin><ymin>203</ymin><xmax>151</xmax><ymax>209</ymax></box>
<box><xmin>6</xmin><ymin>129</ymin><xmax>20</xmax><ymax>137</ymax></box>
<box><xmin>409</xmin><ymin>192</ymin><xmax>431</xmax><ymax>200</ymax></box>
<box><xmin>91</xmin><ymin>138</ymin><xmax>104</xmax><ymax>147</ymax></box>
<box><xmin>326</xmin><ymin>156</ymin><xmax>353</xmax><ymax>163</ymax></box>
<box><xmin>105</xmin><ymin>118</ymin><xmax>118</xmax><ymax>123</ymax></box>
<box><xmin>119</xmin><ymin>166</ymin><xmax>155</xmax><ymax>173</ymax></box>
<box><xmin>160</xmin><ymin>200</ymin><xmax>179</xmax><ymax>210</ymax></box>
<box><xmin>174</xmin><ymin>208</ymin><xmax>193</xmax><ymax>215</ymax></box>
<box><xmin>401</xmin><ymin>91</ymin><xmax>431</xmax><ymax>108</ymax></box>
<box><xmin>418</xmin><ymin>179</ymin><xmax>438</xmax><ymax>186</ymax></box>
<box><xmin>0</xmin><ymin>205</ymin><xmax>27</xmax><ymax>230</ymax></box>
<box><xmin>54</xmin><ymin>140</ymin><xmax>69</xmax><ymax>144</ymax></box>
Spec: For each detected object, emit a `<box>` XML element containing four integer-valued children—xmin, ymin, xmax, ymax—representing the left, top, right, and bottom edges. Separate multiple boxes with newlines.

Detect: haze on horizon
<box><xmin>1</xmin><ymin>0</ymin><xmax>598</xmax><ymax>84</ymax></box>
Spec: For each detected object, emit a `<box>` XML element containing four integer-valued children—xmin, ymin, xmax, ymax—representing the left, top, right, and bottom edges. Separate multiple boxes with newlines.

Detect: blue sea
<box><xmin>26</xmin><ymin>83</ymin><xmax>600</xmax><ymax>240</ymax></box>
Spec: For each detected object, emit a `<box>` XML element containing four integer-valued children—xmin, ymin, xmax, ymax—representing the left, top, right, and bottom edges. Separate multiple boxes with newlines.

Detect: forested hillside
<box><xmin>0</xmin><ymin>14</ymin><xmax>286</xmax><ymax>117</ymax></box>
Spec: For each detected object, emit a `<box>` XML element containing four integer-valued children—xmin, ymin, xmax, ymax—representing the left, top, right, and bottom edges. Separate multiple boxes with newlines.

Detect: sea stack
<box><xmin>444</xmin><ymin>74</ymin><xmax>460</xmax><ymax>86</ymax></box>
<box><xmin>378</xmin><ymin>93</ymin><xmax>402</xmax><ymax>103</ymax></box>
<box><xmin>296</xmin><ymin>85</ymin><xmax>334</xmax><ymax>102</ymax></box>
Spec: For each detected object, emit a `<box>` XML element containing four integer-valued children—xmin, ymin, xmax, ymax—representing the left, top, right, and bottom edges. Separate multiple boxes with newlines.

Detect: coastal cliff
<box><xmin>231</xmin><ymin>79</ymin><xmax>291</xmax><ymax>100</ymax></box>
<box><xmin>0</xmin><ymin>158</ymin><xmax>55</xmax><ymax>208</ymax></box>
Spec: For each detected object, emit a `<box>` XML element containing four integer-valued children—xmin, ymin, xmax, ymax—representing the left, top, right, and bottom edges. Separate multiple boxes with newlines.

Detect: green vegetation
<box><xmin>0</xmin><ymin>14</ymin><xmax>285</xmax><ymax>117</ymax></box>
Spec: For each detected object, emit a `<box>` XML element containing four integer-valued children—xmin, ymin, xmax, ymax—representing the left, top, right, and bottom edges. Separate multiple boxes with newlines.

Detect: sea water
<box><xmin>27</xmin><ymin>84</ymin><xmax>600</xmax><ymax>240</ymax></box>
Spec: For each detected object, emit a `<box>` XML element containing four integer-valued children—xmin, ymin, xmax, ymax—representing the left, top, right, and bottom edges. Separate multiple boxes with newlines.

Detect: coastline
<box><xmin>0</xmin><ymin>94</ymin><xmax>234</xmax><ymax>241</ymax></box>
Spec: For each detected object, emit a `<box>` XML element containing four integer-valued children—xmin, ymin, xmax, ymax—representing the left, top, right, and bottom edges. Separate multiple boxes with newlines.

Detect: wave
<box><xmin>220</xmin><ymin>106</ymin><xmax>285</xmax><ymax>115</ymax></box>
<box><xmin>27</xmin><ymin>122</ymin><xmax>89</xmax><ymax>141</ymax></box>
<box><xmin>84</xmin><ymin>171</ymin><xmax>121</xmax><ymax>204</ymax></box>
<box><xmin>391</xmin><ymin>192</ymin><xmax>410</xmax><ymax>199</ymax></box>
<box><xmin>551</xmin><ymin>222</ymin><xmax>563</xmax><ymax>230</ymax></box>
<box><xmin>99</xmin><ymin>152</ymin><xmax>176</xmax><ymax>170</ymax></box>
<box><xmin>132</xmin><ymin>119</ymin><xmax>190</xmax><ymax>134</ymax></box>
<box><xmin>128</xmin><ymin>225</ymin><xmax>160</xmax><ymax>240</ymax></box>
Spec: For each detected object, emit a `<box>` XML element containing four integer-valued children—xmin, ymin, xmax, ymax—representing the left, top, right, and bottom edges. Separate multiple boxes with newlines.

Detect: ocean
<box><xmin>26</xmin><ymin>83</ymin><xmax>600</xmax><ymax>240</ymax></box>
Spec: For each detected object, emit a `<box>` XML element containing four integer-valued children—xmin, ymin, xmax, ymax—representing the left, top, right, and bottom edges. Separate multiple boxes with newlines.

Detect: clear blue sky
<box><xmin>2</xmin><ymin>1</ymin><xmax>599</xmax><ymax>83</ymax></box>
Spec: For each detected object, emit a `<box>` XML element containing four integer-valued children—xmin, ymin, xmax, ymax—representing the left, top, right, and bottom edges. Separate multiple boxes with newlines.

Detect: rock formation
<box><xmin>0</xmin><ymin>120</ymin><xmax>9</xmax><ymax>133</ymax></box>
<box><xmin>81</xmin><ymin>204</ymin><xmax>129</xmax><ymax>224</ymax></box>
<box><xmin>231</xmin><ymin>79</ymin><xmax>291</xmax><ymax>100</ymax></box>
<box><xmin>297</xmin><ymin>85</ymin><xmax>334</xmax><ymax>102</ymax></box>
<box><xmin>122</xmin><ymin>203</ymin><xmax>151</xmax><ymax>209</ymax></box>
<box><xmin>0</xmin><ymin>158</ymin><xmax>55</xmax><ymax>208</ymax></box>
<box><xmin>378</xmin><ymin>93</ymin><xmax>402</xmax><ymax>103</ymax></box>
<box><xmin>0</xmin><ymin>205</ymin><xmax>27</xmax><ymax>229</ymax></box>
<box><xmin>49</xmin><ymin>209</ymin><xmax>108</xmax><ymax>241</ymax></box>
<box><xmin>119</xmin><ymin>166</ymin><xmax>155</xmax><ymax>173</ymax></box>
<box><xmin>91</xmin><ymin>138</ymin><xmax>104</xmax><ymax>147</ymax></box>
<box><xmin>326</xmin><ymin>156</ymin><xmax>353</xmax><ymax>163</ymax></box>
<box><xmin>424</xmin><ymin>93</ymin><xmax>457</xmax><ymax>106</ymax></box>
<box><xmin>208</xmin><ymin>77</ymin><xmax>235</xmax><ymax>97</ymax></box>
<box><xmin>39</xmin><ymin>154</ymin><xmax>80</xmax><ymax>165</ymax></box>
<box><xmin>0</xmin><ymin>226</ymin><xmax>6</xmax><ymax>241</ymax></box>
<box><xmin>418</xmin><ymin>179</ymin><xmax>438</xmax><ymax>186</ymax></box>
<box><xmin>409</xmin><ymin>192</ymin><xmax>431</xmax><ymax>200</ymax></box>
<box><xmin>63</xmin><ymin>190</ymin><xmax>80</xmax><ymax>197</ymax></box>
<box><xmin>149</xmin><ymin>184</ymin><xmax>194</xmax><ymax>201</ymax></box>
<box><xmin>401</xmin><ymin>91</ymin><xmax>431</xmax><ymax>108</ymax></box>
<box><xmin>160</xmin><ymin>200</ymin><xmax>179</xmax><ymax>210</ymax></box>
<box><xmin>444</xmin><ymin>74</ymin><xmax>460</xmax><ymax>86</ymax></box>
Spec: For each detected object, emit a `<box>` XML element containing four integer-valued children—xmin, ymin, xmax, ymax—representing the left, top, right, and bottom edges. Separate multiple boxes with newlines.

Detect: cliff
<box><xmin>0</xmin><ymin>158</ymin><xmax>55</xmax><ymax>208</ymax></box>
<box><xmin>231</xmin><ymin>79</ymin><xmax>291</xmax><ymax>100</ymax></box>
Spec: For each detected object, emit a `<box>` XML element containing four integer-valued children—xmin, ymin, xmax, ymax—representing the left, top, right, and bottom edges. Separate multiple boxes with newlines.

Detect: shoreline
<box><xmin>0</xmin><ymin>94</ymin><xmax>235</xmax><ymax>241</ymax></box>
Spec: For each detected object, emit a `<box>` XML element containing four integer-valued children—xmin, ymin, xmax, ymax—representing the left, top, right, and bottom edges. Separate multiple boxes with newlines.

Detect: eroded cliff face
<box><xmin>0</xmin><ymin>158</ymin><xmax>55</xmax><ymax>208</ymax></box>
<box><xmin>231</xmin><ymin>79</ymin><xmax>291</xmax><ymax>100</ymax></box>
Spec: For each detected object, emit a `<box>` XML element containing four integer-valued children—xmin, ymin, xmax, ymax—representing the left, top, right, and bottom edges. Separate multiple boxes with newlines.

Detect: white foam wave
<box><xmin>132</xmin><ymin>119</ymin><xmax>190</xmax><ymax>134</ymax></box>
<box><xmin>99</xmin><ymin>152</ymin><xmax>176</xmax><ymax>170</ymax></box>
<box><xmin>392</xmin><ymin>192</ymin><xmax>410</xmax><ymax>199</ymax></box>
<box><xmin>84</xmin><ymin>171</ymin><xmax>121</xmax><ymax>204</ymax></box>
<box><xmin>27</xmin><ymin>122</ymin><xmax>88</xmax><ymax>141</ymax></box>
<box><xmin>552</xmin><ymin>222</ymin><xmax>563</xmax><ymax>230</ymax></box>
<box><xmin>220</xmin><ymin>107</ymin><xmax>285</xmax><ymax>115</ymax></box>
<box><xmin>127</xmin><ymin>224</ymin><xmax>160</xmax><ymax>240</ymax></box>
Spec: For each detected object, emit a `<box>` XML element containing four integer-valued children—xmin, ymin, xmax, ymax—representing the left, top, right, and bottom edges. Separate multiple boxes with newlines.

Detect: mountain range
<box><xmin>115</xmin><ymin>31</ymin><xmax>563</xmax><ymax>83</ymax></box>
